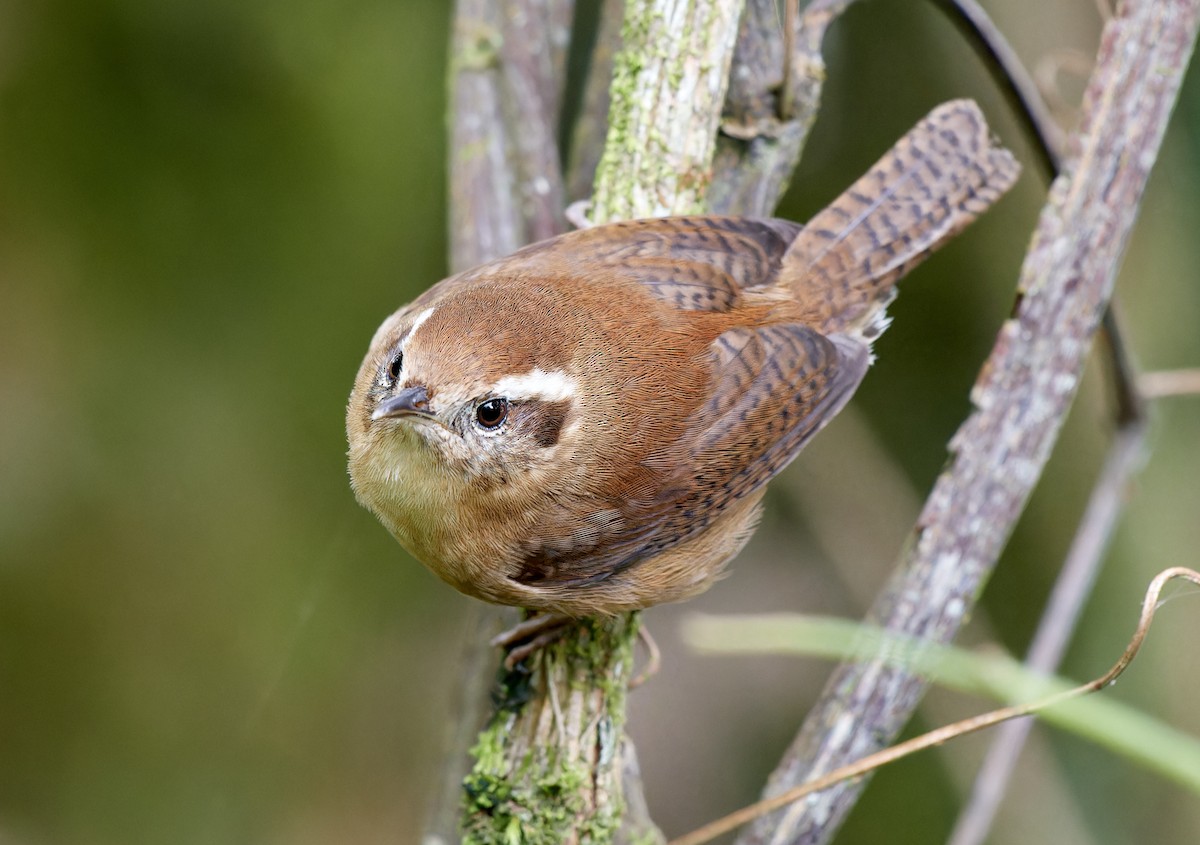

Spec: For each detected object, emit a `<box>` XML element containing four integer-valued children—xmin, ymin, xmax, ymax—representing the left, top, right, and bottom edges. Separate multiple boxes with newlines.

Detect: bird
<box><xmin>346</xmin><ymin>99</ymin><xmax>1019</xmax><ymax>626</ymax></box>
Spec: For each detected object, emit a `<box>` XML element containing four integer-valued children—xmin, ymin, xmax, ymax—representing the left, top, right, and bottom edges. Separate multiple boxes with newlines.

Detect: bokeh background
<box><xmin>2</xmin><ymin>1</ymin><xmax>1198</xmax><ymax>843</ymax></box>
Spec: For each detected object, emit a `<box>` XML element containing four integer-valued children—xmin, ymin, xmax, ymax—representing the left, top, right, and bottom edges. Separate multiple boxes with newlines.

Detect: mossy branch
<box><xmin>461</xmin><ymin>616</ymin><xmax>642</xmax><ymax>845</ymax></box>
<box><xmin>591</xmin><ymin>0</ymin><xmax>745</xmax><ymax>221</ymax></box>
<box><xmin>455</xmin><ymin>2</ymin><xmax>746</xmax><ymax>843</ymax></box>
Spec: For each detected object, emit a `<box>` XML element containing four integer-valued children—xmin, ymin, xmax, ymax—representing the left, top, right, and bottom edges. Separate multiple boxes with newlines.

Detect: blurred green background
<box><xmin>1</xmin><ymin>1</ymin><xmax>1198</xmax><ymax>843</ymax></box>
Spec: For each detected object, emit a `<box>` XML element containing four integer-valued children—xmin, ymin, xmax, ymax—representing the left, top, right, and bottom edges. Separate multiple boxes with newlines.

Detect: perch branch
<box><xmin>444</xmin><ymin>2</ymin><xmax>656</xmax><ymax>844</ymax></box>
<box><xmin>736</xmin><ymin>2</ymin><xmax>1200</xmax><ymax>844</ymax></box>
<box><xmin>431</xmin><ymin>0</ymin><xmax>574</xmax><ymax>836</ymax></box>
<box><xmin>458</xmin><ymin>2</ymin><xmax>746</xmax><ymax>843</ymax></box>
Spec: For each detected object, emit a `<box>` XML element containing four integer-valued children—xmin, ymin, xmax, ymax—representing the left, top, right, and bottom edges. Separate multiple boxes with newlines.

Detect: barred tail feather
<box><xmin>782</xmin><ymin>99</ymin><xmax>1020</xmax><ymax>340</ymax></box>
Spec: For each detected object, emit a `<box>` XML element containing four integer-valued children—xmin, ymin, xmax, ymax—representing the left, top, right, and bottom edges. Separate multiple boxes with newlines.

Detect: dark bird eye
<box><xmin>475</xmin><ymin>398</ymin><xmax>509</xmax><ymax>429</ymax></box>
<box><xmin>387</xmin><ymin>352</ymin><xmax>403</xmax><ymax>381</ymax></box>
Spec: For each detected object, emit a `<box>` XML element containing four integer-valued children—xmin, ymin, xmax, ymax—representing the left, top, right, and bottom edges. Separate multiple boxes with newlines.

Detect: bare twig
<box><xmin>931</xmin><ymin>0</ymin><xmax>1066</xmax><ymax>175</ymax></box>
<box><xmin>709</xmin><ymin>0</ymin><xmax>860</xmax><ymax>216</ymax></box>
<box><xmin>566</xmin><ymin>0</ymin><xmax>624</xmax><ymax>202</ymax></box>
<box><xmin>1140</xmin><ymin>368</ymin><xmax>1200</xmax><ymax>398</ymax></box>
<box><xmin>946</xmin><ymin>421</ymin><xmax>1147</xmax><ymax>845</ymax></box>
<box><xmin>670</xmin><ymin>567</ymin><xmax>1200</xmax><ymax>845</ymax></box>
<box><xmin>496</xmin><ymin>0</ymin><xmax>573</xmax><ymax>242</ymax></box>
<box><xmin>447</xmin><ymin>0</ymin><xmax>572</xmax><ymax>272</ymax></box>
<box><xmin>736</xmin><ymin>3</ymin><xmax>1200</xmax><ymax>844</ymax></box>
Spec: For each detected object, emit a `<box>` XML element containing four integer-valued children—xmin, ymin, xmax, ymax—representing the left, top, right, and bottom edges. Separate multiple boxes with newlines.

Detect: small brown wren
<box><xmin>347</xmin><ymin>100</ymin><xmax>1019</xmax><ymax>618</ymax></box>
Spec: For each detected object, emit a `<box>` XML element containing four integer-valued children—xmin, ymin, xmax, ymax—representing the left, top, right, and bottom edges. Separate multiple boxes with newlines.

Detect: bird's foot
<box><xmin>490</xmin><ymin>612</ymin><xmax>572</xmax><ymax>670</ymax></box>
<box><xmin>628</xmin><ymin>624</ymin><xmax>661</xmax><ymax>689</ymax></box>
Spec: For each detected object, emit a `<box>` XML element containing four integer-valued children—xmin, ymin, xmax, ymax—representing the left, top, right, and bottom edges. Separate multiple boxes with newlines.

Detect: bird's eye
<box><xmin>387</xmin><ymin>352</ymin><xmax>403</xmax><ymax>382</ymax></box>
<box><xmin>475</xmin><ymin>398</ymin><xmax>509</xmax><ymax>429</ymax></box>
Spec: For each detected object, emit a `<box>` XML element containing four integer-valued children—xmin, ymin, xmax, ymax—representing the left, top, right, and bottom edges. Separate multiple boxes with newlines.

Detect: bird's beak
<box><xmin>373</xmin><ymin>385</ymin><xmax>435</xmax><ymax>421</ymax></box>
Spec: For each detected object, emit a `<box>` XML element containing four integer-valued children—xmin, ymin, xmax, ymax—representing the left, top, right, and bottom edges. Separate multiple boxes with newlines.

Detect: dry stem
<box><xmin>451</xmin><ymin>2</ymin><xmax>747</xmax><ymax>843</ymax></box>
<box><xmin>671</xmin><ymin>567</ymin><xmax>1200</xmax><ymax>845</ymax></box>
<box><xmin>737</xmin><ymin>3</ymin><xmax>1200</xmax><ymax>844</ymax></box>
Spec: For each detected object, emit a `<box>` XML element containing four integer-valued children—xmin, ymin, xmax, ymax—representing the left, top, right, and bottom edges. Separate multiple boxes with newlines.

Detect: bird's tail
<box><xmin>782</xmin><ymin>99</ymin><xmax>1020</xmax><ymax>341</ymax></box>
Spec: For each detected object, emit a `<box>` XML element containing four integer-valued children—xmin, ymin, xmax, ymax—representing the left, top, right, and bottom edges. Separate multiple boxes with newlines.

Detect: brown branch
<box><xmin>709</xmin><ymin>0</ymin><xmax>860</xmax><ymax>216</ymax></box>
<box><xmin>496</xmin><ymin>0</ymin><xmax>573</xmax><ymax>242</ymax></box>
<box><xmin>447</xmin><ymin>0</ymin><xmax>572</xmax><ymax>273</ymax></box>
<box><xmin>566</xmin><ymin>0</ymin><xmax>624</xmax><ymax>204</ymax></box>
<box><xmin>946</xmin><ymin>420</ymin><xmax>1147</xmax><ymax>845</ymax></box>
<box><xmin>736</xmin><ymin>2</ymin><xmax>1200</xmax><ymax>843</ymax></box>
<box><xmin>918</xmin><ymin>8</ymin><xmax>1154</xmax><ymax>838</ymax></box>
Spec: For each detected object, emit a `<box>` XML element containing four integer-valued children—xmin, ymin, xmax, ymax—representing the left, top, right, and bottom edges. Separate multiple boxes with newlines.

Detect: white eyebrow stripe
<box><xmin>402</xmin><ymin>306</ymin><xmax>436</xmax><ymax>350</ymax></box>
<box><xmin>493</xmin><ymin>368</ymin><xmax>578</xmax><ymax>402</ymax></box>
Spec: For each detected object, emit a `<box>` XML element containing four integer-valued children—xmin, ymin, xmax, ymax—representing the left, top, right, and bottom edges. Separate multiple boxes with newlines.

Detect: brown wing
<box><xmin>513</xmin><ymin>322</ymin><xmax>870</xmax><ymax>586</ymax></box>
<box><xmin>618</xmin><ymin>324</ymin><xmax>870</xmax><ymax>566</ymax></box>
<box><xmin>442</xmin><ymin>216</ymin><xmax>802</xmax><ymax>312</ymax></box>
